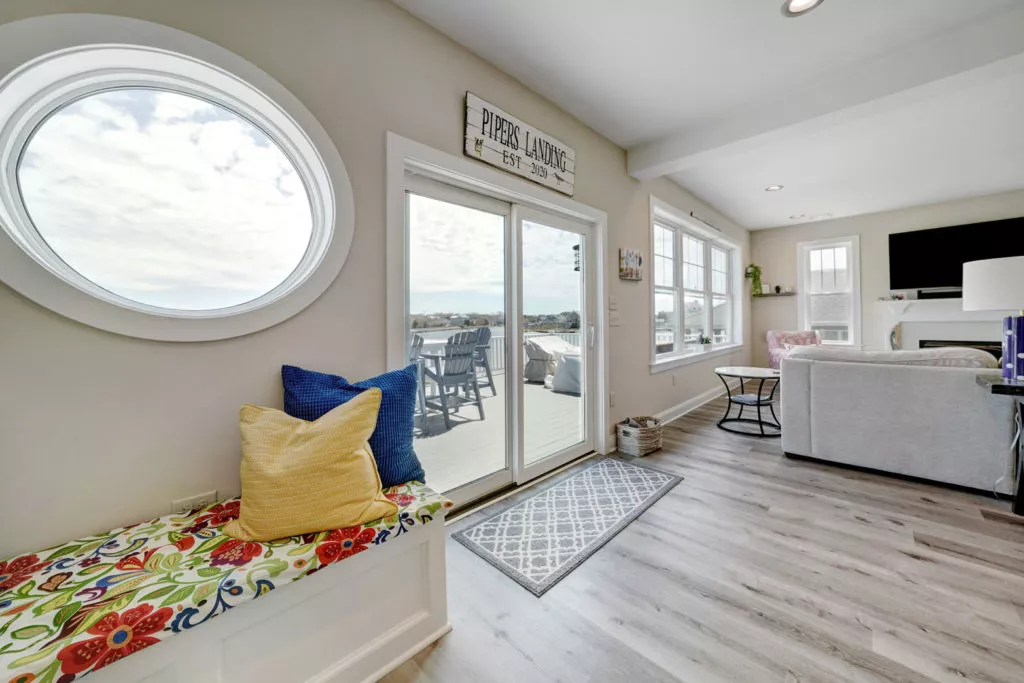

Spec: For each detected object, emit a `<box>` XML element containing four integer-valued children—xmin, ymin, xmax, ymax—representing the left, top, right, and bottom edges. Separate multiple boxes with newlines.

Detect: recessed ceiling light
<box><xmin>790</xmin><ymin>214</ymin><xmax>805</xmax><ymax>220</ymax></box>
<box><xmin>814</xmin><ymin>213</ymin><xmax>833</xmax><ymax>220</ymax></box>
<box><xmin>782</xmin><ymin>0</ymin><xmax>824</xmax><ymax>17</ymax></box>
<box><xmin>765</xmin><ymin>185</ymin><xmax>784</xmax><ymax>192</ymax></box>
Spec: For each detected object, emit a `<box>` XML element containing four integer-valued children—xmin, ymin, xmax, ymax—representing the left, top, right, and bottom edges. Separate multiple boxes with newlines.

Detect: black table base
<box><xmin>716</xmin><ymin>374</ymin><xmax>781</xmax><ymax>437</ymax></box>
<box><xmin>975</xmin><ymin>374</ymin><xmax>1024</xmax><ymax>515</ymax></box>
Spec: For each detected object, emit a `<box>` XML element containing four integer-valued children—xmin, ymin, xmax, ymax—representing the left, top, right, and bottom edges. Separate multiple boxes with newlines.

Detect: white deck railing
<box><xmin>416</xmin><ymin>331</ymin><xmax>581</xmax><ymax>376</ymax></box>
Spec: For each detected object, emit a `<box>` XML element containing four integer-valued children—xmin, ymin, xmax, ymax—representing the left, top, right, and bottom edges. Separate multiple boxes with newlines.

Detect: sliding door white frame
<box><xmin>385</xmin><ymin>133</ymin><xmax>611</xmax><ymax>489</ymax></box>
<box><xmin>401</xmin><ymin>177</ymin><xmax>515</xmax><ymax>506</ymax></box>
<box><xmin>513</xmin><ymin>204</ymin><xmax>597</xmax><ymax>484</ymax></box>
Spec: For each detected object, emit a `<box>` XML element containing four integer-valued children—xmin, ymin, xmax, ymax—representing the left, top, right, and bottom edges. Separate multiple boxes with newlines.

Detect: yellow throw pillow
<box><xmin>224</xmin><ymin>388</ymin><xmax>398</xmax><ymax>542</ymax></box>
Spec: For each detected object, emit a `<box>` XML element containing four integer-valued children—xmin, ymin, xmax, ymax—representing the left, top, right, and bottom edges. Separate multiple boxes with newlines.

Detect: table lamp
<box><xmin>963</xmin><ymin>256</ymin><xmax>1024</xmax><ymax>381</ymax></box>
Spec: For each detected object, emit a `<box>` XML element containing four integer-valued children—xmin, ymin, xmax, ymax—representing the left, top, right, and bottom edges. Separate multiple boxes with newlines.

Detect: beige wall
<box><xmin>0</xmin><ymin>0</ymin><xmax>749</xmax><ymax>557</ymax></box>
<box><xmin>749</xmin><ymin>188</ymin><xmax>1024</xmax><ymax>364</ymax></box>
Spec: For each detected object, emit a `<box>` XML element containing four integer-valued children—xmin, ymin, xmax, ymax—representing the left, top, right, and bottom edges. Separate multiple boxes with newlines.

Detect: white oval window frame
<box><xmin>0</xmin><ymin>14</ymin><xmax>354</xmax><ymax>341</ymax></box>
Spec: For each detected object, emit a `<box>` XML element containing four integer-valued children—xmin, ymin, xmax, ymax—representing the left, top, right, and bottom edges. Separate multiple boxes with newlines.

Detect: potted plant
<box><xmin>698</xmin><ymin>334</ymin><xmax>714</xmax><ymax>350</ymax></box>
<box><xmin>745</xmin><ymin>263</ymin><xmax>763</xmax><ymax>296</ymax></box>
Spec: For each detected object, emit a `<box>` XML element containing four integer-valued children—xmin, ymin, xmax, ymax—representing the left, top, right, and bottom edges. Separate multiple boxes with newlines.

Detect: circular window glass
<box><xmin>17</xmin><ymin>88</ymin><xmax>314</xmax><ymax>311</ymax></box>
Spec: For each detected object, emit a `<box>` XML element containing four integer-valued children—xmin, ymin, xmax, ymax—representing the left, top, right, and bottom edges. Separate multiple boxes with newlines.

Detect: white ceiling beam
<box><xmin>627</xmin><ymin>5</ymin><xmax>1024</xmax><ymax>181</ymax></box>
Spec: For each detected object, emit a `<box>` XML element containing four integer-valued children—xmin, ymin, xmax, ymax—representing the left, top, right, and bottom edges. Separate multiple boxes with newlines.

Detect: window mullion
<box><xmin>675</xmin><ymin>229</ymin><xmax>683</xmax><ymax>352</ymax></box>
<box><xmin>703</xmin><ymin>250</ymin><xmax>712</xmax><ymax>344</ymax></box>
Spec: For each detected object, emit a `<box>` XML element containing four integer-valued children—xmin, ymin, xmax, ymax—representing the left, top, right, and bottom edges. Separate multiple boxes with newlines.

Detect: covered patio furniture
<box><xmin>547</xmin><ymin>352</ymin><xmax>582</xmax><ymax>395</ymax></box>
<box><xmin>524</xmin><ymin>334</ymin><xmax>579</xmax><ymax>383</ymax></box>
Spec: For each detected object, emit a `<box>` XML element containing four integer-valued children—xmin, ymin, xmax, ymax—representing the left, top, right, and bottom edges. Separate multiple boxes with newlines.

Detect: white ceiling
<box><xmin>394</xmin><ymin>0</ymin><xmax>1024</xmax><ymax>229</ymax></box>
<box><xmin>671</xmin><ymin>64</ymin><xmax>1024</xmax><ymax>228</ymax></box>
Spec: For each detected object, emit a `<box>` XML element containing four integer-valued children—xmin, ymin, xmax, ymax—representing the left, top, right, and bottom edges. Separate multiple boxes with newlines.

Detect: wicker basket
<box><xmin>616</xmin><ymin>416</ymin><xmax>663</xmax><ymax>457</ymax></box>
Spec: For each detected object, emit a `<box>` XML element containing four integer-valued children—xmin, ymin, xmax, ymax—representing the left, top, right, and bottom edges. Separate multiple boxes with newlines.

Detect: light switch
<box><xmin>609</xmin><ymin>310</ymin><xmax>621</xmax><ymax>327</ymax></box>
<box><xmin>609</xmin><ymin>296</ymin><xmax>618</xmax><ymax>310</ymax></box>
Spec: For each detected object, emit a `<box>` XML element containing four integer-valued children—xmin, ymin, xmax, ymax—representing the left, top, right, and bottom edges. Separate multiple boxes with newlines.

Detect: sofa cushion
<box><xmin>282</xmin><ymin>364</ymin><xmax>426</xmax><ymax>487</ymax></box>
<box><xmin>786</xmin><ymin>345</ymin><xmax>998</xmax><ymax>368</ymax></box>
<box><xmin>225</xmin><ymin>390</ymin><xmax>398</xmax><ymax>542</ymax></box>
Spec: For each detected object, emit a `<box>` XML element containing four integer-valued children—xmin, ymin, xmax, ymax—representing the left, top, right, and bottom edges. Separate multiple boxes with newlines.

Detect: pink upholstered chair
<box><xmin>767</xmin><ymin>330</ymin><xmax>822</xmax><ymax>370</ymax></box>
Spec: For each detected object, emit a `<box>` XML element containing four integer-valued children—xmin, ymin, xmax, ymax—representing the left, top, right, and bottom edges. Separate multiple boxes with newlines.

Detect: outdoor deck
<box><xmin>415</xmin><ymin>373</ymin><xmax>584</xmax><ymax>493</ymax></box>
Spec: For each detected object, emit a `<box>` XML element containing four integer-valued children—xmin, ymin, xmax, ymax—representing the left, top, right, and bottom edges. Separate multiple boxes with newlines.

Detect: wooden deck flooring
<box><xmin>383</xmin><ymin>394</ymin><xmax>1024</xmax><ymax>683</ymax></box>
<box><xmin>415</xmin><ymin>373</ymin><xmax>584</xmax><ymax>493</ymax></box>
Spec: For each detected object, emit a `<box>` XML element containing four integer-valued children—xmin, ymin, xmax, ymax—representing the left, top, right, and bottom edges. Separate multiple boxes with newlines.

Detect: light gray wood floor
<box><xmin>383</xmin><ymin>396</ymin><xmax>1024</xmax><ymax>683</ymax></box>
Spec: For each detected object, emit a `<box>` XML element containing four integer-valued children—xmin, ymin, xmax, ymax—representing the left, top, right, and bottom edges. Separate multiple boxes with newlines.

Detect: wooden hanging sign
<box><xmin>464</xmin><ymin>92</ymin><xmax>576</xmax><ymax>196</ymax></box>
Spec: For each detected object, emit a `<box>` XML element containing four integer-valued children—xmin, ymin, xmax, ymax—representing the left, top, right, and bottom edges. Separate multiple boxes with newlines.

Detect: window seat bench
<box><xmin>0</xmin><ymin>482</ymin><xmax>452</xmax><ymax>683</ymax></box>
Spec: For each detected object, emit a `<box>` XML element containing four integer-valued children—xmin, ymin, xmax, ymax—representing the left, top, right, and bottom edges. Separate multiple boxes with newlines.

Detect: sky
<box><xmin>408</xmin><ymin>193</ymin><xmax>583</xmax><ymax>316</ymax></box>
<box><xmin>19</xmin><ymin>88</ymin><xmax>312</xmax><ymax>311</ymax></box>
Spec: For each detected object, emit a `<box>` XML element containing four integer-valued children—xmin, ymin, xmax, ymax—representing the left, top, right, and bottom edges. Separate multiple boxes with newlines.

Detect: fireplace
<box><xmin>919</xmin><ymin>339</ymin><xmax>1002</xmax><ymax>359</ymax></box>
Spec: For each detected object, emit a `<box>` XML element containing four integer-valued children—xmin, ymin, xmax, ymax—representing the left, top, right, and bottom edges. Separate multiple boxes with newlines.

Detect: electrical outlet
<box><xmin>609</xmin><ymin>391</ymin><xmax>616</xmax><ymax>407</ymax></box>
<box><xmin>171</xmin><ymin>490</ymin><xmax>218</xmax><ymax>515</ymax></box>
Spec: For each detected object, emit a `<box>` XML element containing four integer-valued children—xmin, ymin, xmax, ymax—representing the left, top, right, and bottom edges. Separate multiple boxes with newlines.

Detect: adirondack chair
<box><xmin>408</xmin><ymin>333</ymin><xmax>424</xmax><ymax>363</ymax></box>
<box><xmin>408</xmin><ymin>333</ymin><xmax>428</xmax><ymax>431</ymax></box>
<box><xmin>472</xmin><ymin>327</ymin><xmax>497</xmax><ymax>397</ymax></box>
<box><xmin>422</xmin><ymin>331</ymin><xmax>485</xmax><ymax>433</ymax></box>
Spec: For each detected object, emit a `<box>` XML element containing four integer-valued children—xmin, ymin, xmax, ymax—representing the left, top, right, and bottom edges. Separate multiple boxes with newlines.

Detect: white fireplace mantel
<box><xmin>872</xmin><ymin>299</ymin><xmax>1012</xmax><ymax>350</ymax></box>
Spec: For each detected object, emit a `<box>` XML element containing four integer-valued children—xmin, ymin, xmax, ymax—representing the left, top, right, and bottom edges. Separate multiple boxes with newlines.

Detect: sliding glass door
<box><xmin>406</xmin><ymin>178</ymin><xmax>513</xmax><ymax>505</ymax></box>
<box><xmin>516</xmin><ymin>206</ymin><xmax>594</xmax><ymax>483</ymax></box>
<box><xmin>405</xmin><ymin>177</ymin><xmax>595</xmax><ymax>506</ymax></box>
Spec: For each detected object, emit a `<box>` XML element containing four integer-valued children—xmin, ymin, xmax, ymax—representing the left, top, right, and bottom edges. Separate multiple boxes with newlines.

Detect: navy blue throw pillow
<box><xmin>282</xmin><ymin>364</ymin><xmax>426</xmax><ymax>487</ymax></box>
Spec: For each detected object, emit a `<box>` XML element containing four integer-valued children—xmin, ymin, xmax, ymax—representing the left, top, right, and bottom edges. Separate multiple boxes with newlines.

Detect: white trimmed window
<box><xmin>651</xmin><ymin>199</ymin><xmax>741</xmax><ymax>368</ymax></box>
<box><xmin>797</xmin><ymin>236</ymin><xmax>861</xmax><ymax>345</ymax></box>
<box><xmin>0</xmin><ymin>15</ymin><xmax>354</xmax><ymax>342</ymax></box>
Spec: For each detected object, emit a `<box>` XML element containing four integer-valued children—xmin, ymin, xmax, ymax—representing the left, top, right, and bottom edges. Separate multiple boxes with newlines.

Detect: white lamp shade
<box><xmin>962</xmin><ymin>256</ymin><xmax>1024</xmax><ymax>311</ymax></box>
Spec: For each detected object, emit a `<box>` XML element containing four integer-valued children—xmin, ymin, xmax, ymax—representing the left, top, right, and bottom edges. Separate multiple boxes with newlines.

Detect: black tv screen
<box><xmin>888</xmin><ymin>218</ymin><xmax>1024</xmax><ymax>291</ymax></box>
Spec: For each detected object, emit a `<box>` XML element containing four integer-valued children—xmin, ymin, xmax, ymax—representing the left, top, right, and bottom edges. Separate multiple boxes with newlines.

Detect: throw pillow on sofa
<box><xmin>282</xmin><ymin>364</ymin><xmax>426</xmax><ymax>487</ymax></box>
<box><xmin>225</xmin><ymin>389</ymin><xmax>398</xmax><ymax>542</ymax></box>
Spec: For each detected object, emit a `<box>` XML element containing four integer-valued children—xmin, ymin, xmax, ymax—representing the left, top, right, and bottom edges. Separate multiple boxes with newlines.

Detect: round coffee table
<box><xmin>714</xmin><ymin>366</ymin><xmax>781</xmax><ymax>437</ymax></box>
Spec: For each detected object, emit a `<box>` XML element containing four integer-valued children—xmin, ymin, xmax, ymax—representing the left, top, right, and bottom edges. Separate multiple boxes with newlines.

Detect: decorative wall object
<box><xmin>464</xmin><ymin>92</ymin><xmax>576</xmax><ymax>196</ymax></box>
<box><xmin>619</xmin><ymin>248</ymin><xmax>643</xmax><ymax>281</ymax></box>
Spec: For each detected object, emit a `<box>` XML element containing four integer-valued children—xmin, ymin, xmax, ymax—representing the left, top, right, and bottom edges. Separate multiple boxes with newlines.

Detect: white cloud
<box><xmin>18</xmin><ymin>89</ymin><xmax>312</xmax><ymax>310</ymax></box>
<box><xmin>407</xmin><ymin>195</ymin><xmax>583</xmax><ymax>315</ymax></box>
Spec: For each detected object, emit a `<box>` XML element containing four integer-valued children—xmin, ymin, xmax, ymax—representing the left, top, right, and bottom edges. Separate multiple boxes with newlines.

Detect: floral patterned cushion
<box><xmin>0</xmin><ymin>482</ymin><xmax>451</xmax><ymax>682</ymax></box>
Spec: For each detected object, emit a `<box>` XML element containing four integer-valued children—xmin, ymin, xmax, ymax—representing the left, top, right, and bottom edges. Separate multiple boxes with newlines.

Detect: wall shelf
<box><xmin>753</xmin><ymin>292</ymin><xmax>796</xmax><ymax>298</ymax></box>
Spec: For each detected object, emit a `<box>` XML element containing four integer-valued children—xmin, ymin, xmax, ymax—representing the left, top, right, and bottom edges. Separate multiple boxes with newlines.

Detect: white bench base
<box><xmin>90</xmin><ymin>516</ymin><xmax>448</xmax><ymax>683</ymax></box>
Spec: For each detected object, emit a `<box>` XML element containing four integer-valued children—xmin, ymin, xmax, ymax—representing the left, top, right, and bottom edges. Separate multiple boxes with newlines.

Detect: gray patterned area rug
<box><xmin>453</xmin><ymin>457</ymin><xmax>681</xmax><ymax>596</ymax></box>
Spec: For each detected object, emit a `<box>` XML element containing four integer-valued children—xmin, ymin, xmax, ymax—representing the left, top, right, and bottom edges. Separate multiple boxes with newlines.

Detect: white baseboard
<box><xmin>605</xmin><ymin>379</ymin><xmax>741</xmax><ymax>450</ymax></box>
<box><xmin>654</xmin><ymin>379</ymin><xmax>740</xmax><ymax>425</ymax></box>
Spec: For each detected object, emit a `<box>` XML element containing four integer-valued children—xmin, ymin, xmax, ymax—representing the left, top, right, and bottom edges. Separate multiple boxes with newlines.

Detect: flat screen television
<box><xmin>888</xmin><ymin>217</ymin><xmax>1024</xmax><ymax>291</ymax></box>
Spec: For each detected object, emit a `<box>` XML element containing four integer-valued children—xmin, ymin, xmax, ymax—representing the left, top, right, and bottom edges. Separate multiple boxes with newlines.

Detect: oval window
<box><xmin>18</xmin><ymin>88</ymin><xmax>314</xmax><ymax>312</ymax></box>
